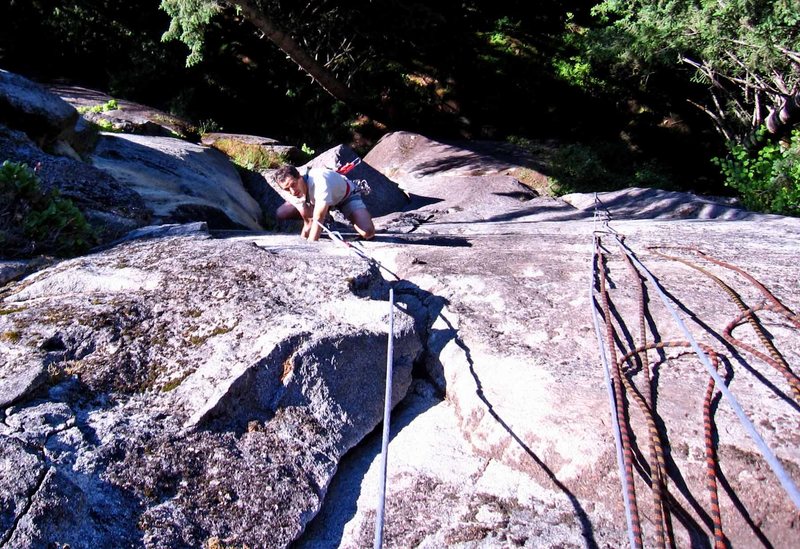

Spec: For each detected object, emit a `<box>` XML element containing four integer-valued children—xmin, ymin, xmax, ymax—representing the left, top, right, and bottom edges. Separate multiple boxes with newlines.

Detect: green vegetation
<box><xmin>3</xmin><ymin>1</ymin><xmax>799</xmax><ymax>215</ymax></box>
<box><xmin>549</xmin><ymin>142</ymin><xmax>674</xmax><ymax>196</ymax></box>
<box><xmin>210</xmin><ymin>139</ymin><xmax>288</xmax><ymax>170</ymax></box>
<box><xmin>92</xmin><ymin>118</ymin><xmax>118</xmax><ymax>132</ymax></box>
<box><xmin>300</xmin><ymin>143</ymin><xmax>315</xmax><ymax>158</ymax></box>
<box><xmin>580</xmin><ymin>0</ymin><xmax>800</xmax><ymax>143</ymax></box>
<box><xmin>714</xmin><ymin>129</ymin><xmax>800</xmax><ymax>216</ymax></box>
<box><xmin>197</xmin><ymin>118</ymin><xmax>222</xmax><ymax>135</ymax></box>
<box><xmin>160</xmin><ymin>0</ymin><xmax>220</xmax><ymax>67</ymax></box>
<box><xmin>0</xmin><ymin>161</ymin><xmax>95</xmax><ymax>258</ymax></box>
<box><xmin>161</xmin><ymin>372</ymin><xmax>190</xmax><ymax>392</ymax></box>
<box><xmin>77</xmin><ymin>98</ymin><xmax>120</xmax><ymax>114</ymax></box>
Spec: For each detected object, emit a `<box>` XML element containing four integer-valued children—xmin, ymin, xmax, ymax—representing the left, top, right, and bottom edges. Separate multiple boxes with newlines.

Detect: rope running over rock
<box><xmin>649</xmin><ymin>247</ymin><xmax>800</xmax><ymax>405</ymax></box>
<box><xmin>591</xmin><ymin>197</ymin><xmax>799</xmax><ymax>546</ymax></box>
<box><xmin>616</xmin><ymin>237</ymin><xmax>800</xmax><ymax>512</ymax></box>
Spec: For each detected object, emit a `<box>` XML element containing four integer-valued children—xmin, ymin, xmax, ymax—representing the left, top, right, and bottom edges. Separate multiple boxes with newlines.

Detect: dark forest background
<box><xmin>2</xmin><ymin>0</ymin><xmax>798</xmax><ymax>213</ymax></box>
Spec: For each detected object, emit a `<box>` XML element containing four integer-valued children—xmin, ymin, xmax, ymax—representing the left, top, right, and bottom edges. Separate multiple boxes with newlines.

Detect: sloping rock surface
<box><xmin>90</xmin><ymin>133</ymin><xmax>264</xmax><ymax>230</ymax></box>
<box><xmin>0</xmin><ymin>231</ymin><xmax>422</xmax><ymax>547</ymax></box>
<box><xmin>364</xmin><ymin>131</ymin><xmax>539</xmax><ymax>186</ymax></box>
<box><xmin>0</xmin><ymin>124</ymin><xmax>151</xmax><ymax>241</ymax></box>
<box><xmin>2</xmin><ymin>120</ymin><xmax>800</xmax><ymax>549</ymax></box>
<box><xmin>0</xmin><ymin>70</ymin><xmax>77</xmax><ymax>143</ymax></box>
<box><xmin>297</xmin><ymin>137</ymin><xmax>800</xmax><ymax>548</ymax></box>
<box><xmin>562</xmin><ymin>186</ymin><xmax>759</xmax><ymax>220</ymax></box>
<box><xmin>51</xmin><ymin>85</ymin><xmax>197</xmax><ymax>140</ymax></box>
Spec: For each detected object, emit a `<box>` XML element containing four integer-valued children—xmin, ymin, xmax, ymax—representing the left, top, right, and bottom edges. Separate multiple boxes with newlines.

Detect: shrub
<box><xmin>548</xmin><ymin>141</ymin><xmax>675</xmax><ymax>196</ymax></box>
<box><xmin>714</xmin><ymin>129</ymin><xmax>800</xmax><ymax>216</ymax></box>
<box><xmin>77</xmin><ymin>98</ymin><xmax>120</xmax><ymax>114</ymax></box>
<box><xmin>0</xmin><ymin>161</ymin><xmax>95</xmax><ymax>258</ymax></box>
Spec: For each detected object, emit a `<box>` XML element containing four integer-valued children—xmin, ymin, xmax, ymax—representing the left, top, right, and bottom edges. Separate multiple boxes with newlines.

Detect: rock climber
<box><xmin>274</xmin><ymin>164</ymin><xmax>375</xmax><ymax>242</ymax></box>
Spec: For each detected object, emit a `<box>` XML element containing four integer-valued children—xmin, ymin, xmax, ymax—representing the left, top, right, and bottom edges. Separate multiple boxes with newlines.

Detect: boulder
<box><xmin>0</xmin><ymin>231</ymin><xmax>423</xmax><ymax>547</ymax></box>
<box><xmin>304</xmin><ymin>144</ymin><xmax>410</xmax><ymax>218</ymax></box>
<box><xmin>0</xmin><ymin>70</ymin><xmax>78</xmax><ymax>144</ymax></box>
<box><xmin>0</xmin><ymin>124</ymin><xmax>151</xmax><ymax>242</ymax></box>
<box><xmin>202</xmin><ymin>132</ymin><xmax>282</xmax><ymax>146</ymax></box>
<box><xmin>90</xmin><ymin>133</ymin><xmax>264</xmax><ymax>230</ymax></box>
<box><xmin>238</xmin><ymin>169</ymin><xmax>299</xmax><ymax>232</ymax></box>
<box><xmin>201</xmin><ymin>132</ymin><xmax>302</xmax><ymax>165</ymax></box>
<box><xmin>363</xmin><ymin>131</ymin><xmax>542</xmax><ymax>189</ymax></box>
<box><xmin>51</xmin><ymin>85</ymin><xmax>198</xmax><ymax>141</ymax></box>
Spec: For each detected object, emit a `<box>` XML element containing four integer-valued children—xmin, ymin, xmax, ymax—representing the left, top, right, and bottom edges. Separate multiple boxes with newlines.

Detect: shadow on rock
<box><xmin>431</xmin><ymin>310</ymin><xmax>600</xmax><ymax>548</ymax></box>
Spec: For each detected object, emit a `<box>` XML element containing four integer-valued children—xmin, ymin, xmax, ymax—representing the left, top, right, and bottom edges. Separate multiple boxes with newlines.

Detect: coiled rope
<box><xmin>592</xmin><ymin>197</ymin><xmax>799</xmax><ymax>548</ymax></box>
<box><xmin>618</xmin><ymin>340</ymin><xmax>729</xmax><ymax>548</ymax></box>
<box><xmin>616</xmin><ymin>236</ymin><xmax>800</xmax><ymax>510</ymax></box>
<box><xmin>650</xmin><ymin>247</ymin><xmax>800</xmax><ymax>404</ymax></box>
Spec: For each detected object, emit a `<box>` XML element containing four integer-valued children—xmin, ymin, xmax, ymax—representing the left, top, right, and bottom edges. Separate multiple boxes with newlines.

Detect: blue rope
<box><xmin>590</xmin><ymin>235</ymin><xmax>640</xmax><ymax>549</ymax></box>
<box><xmin>374</xmin><ymin>287</ymin><xmax>395</xmax><ymax>548</ymax></box>
<box><xmin>615</xmin><ymin>235</ymin><xmax>800</xmax><ymax>510</ymax></box>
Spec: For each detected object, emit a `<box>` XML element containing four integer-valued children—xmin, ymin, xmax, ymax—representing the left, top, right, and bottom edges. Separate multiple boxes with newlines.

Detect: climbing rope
<box><xmin>702</xmin><ymin>354</ymin><xmax>728</xmax><ymax>549</ymax></box>
<box><xmin>374</xmin><ymin>287</ymin><xmax>395</xmax><ymax>548</ymax></box>
<box><xmin>650</xmin><ymin>246</ymin><xmax>800</xmax><ymax>404</ymax></box>
<box><xmin>596</xmin><ymin>249</ymin><xmax>645</xmax><ymax>549</ymax></box>
<box><xmin>590</xmin><ymin>236</ymin><xmax>641</xmax><ymax>549</ymax></box>
<box><xmin>616</xmin><ymin>236</ymin><xmax>800</xmax><ymax>510</ymax></box>
<box><xmin>591</xmin><ymin>194</ymin><xmax>799</xmax><ymax>549</ymax></box>
<box><xmin>313</xmin><ymin>219</ymin><xmax>401</xmax><ymax>280</ymax></box>
<box><xmin>620</xmin><ymin>247</ymin><xmax>673</xmax><ymax>549</ymax></box>
<box><xmin>690</xmin><ymin>247</ymin><xmax>800</xmax><ymax>330</ymax></box>
<box><xmin>618</xmin><ymin>340</ymin><xmax>729</xmax><ymax>548</ymax></box>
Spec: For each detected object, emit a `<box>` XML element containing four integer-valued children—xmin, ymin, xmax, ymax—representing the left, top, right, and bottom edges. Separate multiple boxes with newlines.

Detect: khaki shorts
<box><xmin>336</xmin><ymin>191</ymin><xmax>367</xmax><ymax>218</ymax></box>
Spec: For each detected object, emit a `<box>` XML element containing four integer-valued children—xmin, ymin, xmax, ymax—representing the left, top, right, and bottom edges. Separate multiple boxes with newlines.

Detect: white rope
<box><xmin>614</xmin><ymin>234</ymin><xmax>800</xmax><ymax>510</ymax></box>
<box><xmin>313</xmin><ymin>219</ymin><xmax>400</xmax><ymax>280</ymax></box>
<box><xmin>374</xmin><ymin>287</ymin><xmax>395</xmax><ymax>548</ymax></box>
<box><xmin>590</xmin><ymin>235</ymin><xmax>640</xmax><ymax>549</ymax></box>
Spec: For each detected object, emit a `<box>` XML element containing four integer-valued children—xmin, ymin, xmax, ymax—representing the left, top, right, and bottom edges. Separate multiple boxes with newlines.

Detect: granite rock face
<box><xmin>90</xmin><ymin>133</ymin><xmax>264</xmax><ymax>230</ymax></box>
<box><xmin>0</xmin><ymin>70</ymin><xmax>77</xmax><ymax>144</ymax></box>
<box><xmin>299</xmin><ymin>135</ymin><xmax>800</xmax><ymax>548</ymax></box>
<box><xmin>2</xmin><ymin>79</ymin><xmax>799</xmax><ymax>548</ymax></box>
<box><xmin>0</xmin><ymin>124</ymin><xmax>151</xmax><ymax>242</ymax></box>
<box><xmin>0</xmin><ymin>231</ymin><xmax>423</xmax><ymax>547</ymax></box>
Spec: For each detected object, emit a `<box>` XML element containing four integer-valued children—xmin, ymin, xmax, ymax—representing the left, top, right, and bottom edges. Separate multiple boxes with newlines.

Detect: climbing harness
<box><xmin>335</xmin><ymin>156</ymin><xmax>372</xmax><ymax>196</ymax></box>
<box><xmin>374</xmin><ymin>287</ymin><xmax>395</xmax><ymax>548</ymax></box>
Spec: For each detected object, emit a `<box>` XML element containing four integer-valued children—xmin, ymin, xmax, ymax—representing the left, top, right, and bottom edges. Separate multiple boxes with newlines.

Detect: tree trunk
<box><xmin>224</xmin><ymin>0</ymin><xmax>377</xmax><ymax>120</ymax></box>
<box><xmin>765</xmin><ymin>91</ymin><xmax>800</xmax><ymax>137</ymax></box>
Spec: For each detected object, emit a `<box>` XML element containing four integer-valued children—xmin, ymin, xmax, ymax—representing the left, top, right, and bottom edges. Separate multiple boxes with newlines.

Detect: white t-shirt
<box><xmin>301</xmin><ymin>168</ymin><xmax>351</xmax><ymax>207</ymax></box>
